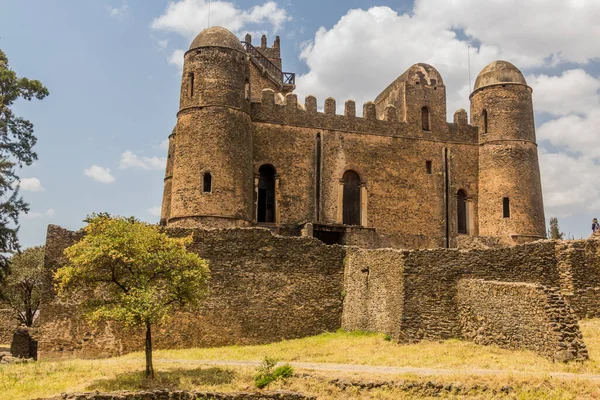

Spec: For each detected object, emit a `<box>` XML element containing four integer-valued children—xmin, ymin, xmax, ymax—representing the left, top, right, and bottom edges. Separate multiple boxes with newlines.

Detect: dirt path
<box><xmin>152</xmin><ymin>358</ymin><xmax>600</xmax><ymax>381</ymax></box>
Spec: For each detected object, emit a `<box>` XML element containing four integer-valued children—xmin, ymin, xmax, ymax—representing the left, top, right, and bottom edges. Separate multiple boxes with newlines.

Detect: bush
<box><xmin>254</xmin><ymin>356</ymin><xmax>293</xmax><ymax>389</ymax></box>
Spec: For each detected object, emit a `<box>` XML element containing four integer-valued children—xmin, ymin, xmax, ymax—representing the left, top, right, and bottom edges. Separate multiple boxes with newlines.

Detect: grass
<box><xmin>2</xmin><ymin>319</ymin><xmax>600</xmax><ymax>399</ymax></box>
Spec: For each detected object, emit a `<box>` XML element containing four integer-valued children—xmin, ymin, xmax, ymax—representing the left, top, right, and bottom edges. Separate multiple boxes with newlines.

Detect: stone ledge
<box><xmin>37</xmin><ymin>390</ymin><xmax>314</xmax><ymax>400</ymax></box>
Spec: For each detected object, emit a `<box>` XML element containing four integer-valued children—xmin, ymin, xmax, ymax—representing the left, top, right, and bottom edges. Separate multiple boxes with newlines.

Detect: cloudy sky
<box><xmin>1</xmin><ymin>0</ymin><xmax>599</xmax><ymax>246</ymax></box>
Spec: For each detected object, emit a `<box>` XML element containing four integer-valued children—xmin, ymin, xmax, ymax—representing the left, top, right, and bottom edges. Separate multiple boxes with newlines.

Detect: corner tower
<box><xmin>470</xmin><ymin>61</ymin><xmax>546</xmax><ymax>242</ymax></box>
<box><xmin>167</xmin><ymin>26</ymin><xmax>254</xmax><ymax>227</ymax></box>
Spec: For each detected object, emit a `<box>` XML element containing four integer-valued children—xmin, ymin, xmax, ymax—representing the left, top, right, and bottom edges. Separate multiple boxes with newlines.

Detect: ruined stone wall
<box><xmin>41</xmin><ymin>390</ymin><xmax>313</xmax><ymax>400</ymax></box>
<box><xmin>343</xmin><ymin>240</ymin><xmax>564</xmax><ymax>343</ymax></box>
<box><xmin>457</xmin><ymin>279</ymin><xmax>587</xmax><ymax>361</ymax></box>
<box><xmin>0</xmin><ymin>308</ymin><xmax>18</xmax><ymax>344</ymax></box>
<box><xmin>342</xmin><ymin>248</ymin><xmax>405</xmax><ymax>337</ymax></box>
<box><xmin>556</xmin><ymin>238</ymin><xmax>600</xmax><ymax>318</ymax></box>
<box><xmin>38</xmin><ymin>225</ymin><xmax>346</xmax><ymax>360</ymax></box>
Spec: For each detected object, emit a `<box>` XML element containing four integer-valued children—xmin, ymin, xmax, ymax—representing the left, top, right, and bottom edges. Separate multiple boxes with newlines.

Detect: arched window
<box><xmin>482</xmin><ymin>109</ymin><xmax>488</xmax><ymax>133</ymax></box>
<box><xmin>421</xmin><ymin>107</ymin><xmax>430</xmax><ymax>131</ymax></box>
<box><xmin>203</xmin><ymin>172</ymin><xmax>212</xmax><ymax>193</ymax></box>
<box><xmin>343</xmin><ymin>170</ymin><xmax>361</xmax><ymax>225</ymax></box>
<box><xmin>257</xmin><ymin>164</ymin><xmax>276</xmax><ymax>223</ymax></box>
<box><xmin>457</xmin><ymin>189</ymin><xmax>468</xmax><ymax>234</ymax></box>
<box><xmin>188</xmin><ymin>72</ymin><xmax>194</xmax><ymax>98</ymax></box>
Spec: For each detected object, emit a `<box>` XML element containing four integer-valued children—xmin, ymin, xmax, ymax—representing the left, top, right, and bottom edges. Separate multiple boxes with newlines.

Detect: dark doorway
<box><xmin>257</xmin><ymin>164</ymin><xmax>276</xmax><ymax>223</ymax></box>
<box><xmin>457</xmin><ymin>189</ymin><xmax>467</xmax><ymax>234</ymax></box>
<box><xmin>343</xmin><ymin>170</ymin><xmax>361</xmax><ymax>225</ymax></box>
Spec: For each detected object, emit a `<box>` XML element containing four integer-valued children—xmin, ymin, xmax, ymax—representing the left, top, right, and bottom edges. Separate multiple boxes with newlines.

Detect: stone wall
<box><xmin>38</xmin><ymin>225</ymin><xmax>346</xmax><ymax>360</ymax></box>
<box><xmin>343</xmin><ymin>239</ymin><xmax>594</xmax><ymax>359</ymax></box>
<box><xmin>0</xmin><ymin>308</ymin><xmax>18</xmax><ymax>344</ymax></box>
<box><xmin>40</xmin><ymin>390</ymin><xmax>313</xmax><ymax>400</ymax></box>
<box><xmin>456</xmin><ymin>279</ymin><xmax>587</xmax><ymax>361</ymax></box>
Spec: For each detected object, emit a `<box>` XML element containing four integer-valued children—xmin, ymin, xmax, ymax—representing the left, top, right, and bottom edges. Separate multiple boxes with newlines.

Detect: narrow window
<box><xmin>457</xmin><ymin>189</ymin><xmax>467</xmax><ymax>234</ymax></box>
<box><xmin>421</xmin><ymin>107</ymin><xmax>430</xmax><ymax>131</ymax></box>
<box><xmin>482</xmin><ymin>109</ymin><xmax>488</xmax><ymax>133</ymax></box>
<box><xmin>257</xmin><ymin>164</ymin><xmax>276</xmax><ymax>223</ymax></box>
<box><xmin>426</xmin><ymin>160</ymin><xmax>432</xmax><ymax>175</ymax></box>
<box><xmin>245</xmin><ymin>79</ymin><xmax>250</xmax><ymax>101</ymax></box>
<box><xmin>188</xmin><ymin>72</ymin><xmax>194</xmax><ymax>98</ymax></box>
<box><xmin>342</xmin><ymin>170</ymin><xmax>361</xmax><ymax>225</ymax></box>
<box><xmin>503</xmin><ymin>197</ymin><xmax>510</xmax><ymax>218</ymax></box>
<box><xmin>203</xmin><ymin>172</ymin><xmax>212</xmax><ymax>193</ymax></box>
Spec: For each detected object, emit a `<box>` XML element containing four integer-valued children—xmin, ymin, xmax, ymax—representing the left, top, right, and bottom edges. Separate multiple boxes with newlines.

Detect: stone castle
<box><xmin>160</xmin><ymin>26</ymin><xmax>546</xmax><ymax>249</ymax></box>
<box><xmin>13</xmin><ymin>27</ymin><xmax>600</xmax><ymax>365</ymax></box>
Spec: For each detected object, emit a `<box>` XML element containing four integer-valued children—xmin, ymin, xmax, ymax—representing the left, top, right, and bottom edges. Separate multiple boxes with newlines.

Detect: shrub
<box><xmin>254</xmin><ymin>356</ymin><xmax>293</xmax><ymax>389</ymax></box>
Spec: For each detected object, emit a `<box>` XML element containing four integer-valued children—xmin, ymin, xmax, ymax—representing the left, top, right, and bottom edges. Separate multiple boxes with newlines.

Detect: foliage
<box><xmin>54</xmin><ymin>213</ymin><xmax>210</xmax><ymax>378</ymax></box>
<box><xmin>0</xmin><ymin>49</ymin><xmax>49</xmax><ymax>283</ymax></box>
<box><xmin>4</xmin><ymin>246</ymin><xmax>44</xmax><ymax>327</ymax></box>
<box><xmin>548</xmin><ymin>217</ymin><xmax>565</xmax><ymax>240</ymax></box>
<box><xmin>254</xmin><ymin>356</ymin><xmax>293</xmax><ymax>389</ymax></box>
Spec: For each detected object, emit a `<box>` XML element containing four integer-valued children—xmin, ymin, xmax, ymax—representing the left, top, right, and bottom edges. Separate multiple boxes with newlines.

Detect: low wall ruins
<box><xmin>36</xmin><ymin>224</ymin><xmax>600</xmax><ymax>361</ymax></box>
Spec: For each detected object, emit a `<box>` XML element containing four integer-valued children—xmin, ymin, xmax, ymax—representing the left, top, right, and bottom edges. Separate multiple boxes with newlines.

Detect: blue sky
<box><xmin>1</xmin><ymin>0</ymin><xmax>599</xmax><ymax>247</ymax></box>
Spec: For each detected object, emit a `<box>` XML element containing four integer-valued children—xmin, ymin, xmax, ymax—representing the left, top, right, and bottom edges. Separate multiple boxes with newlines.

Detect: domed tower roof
<box><xmin>189</xmin><ymin>26</ymin><xmax>244</xmax><ymax>52</ymax></box>
<box><xmin>397</xmin><ymin>63</ymin><xmax>444</xmax><ymax>86</ymax></box>
<box><xmin>473</xmin><ymin>60</ymin><xmax>527</xmax><ymax>92</ymax></box>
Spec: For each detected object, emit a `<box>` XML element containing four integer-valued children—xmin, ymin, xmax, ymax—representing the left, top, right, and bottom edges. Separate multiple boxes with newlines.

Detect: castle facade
<box><xmin>160</xmin><ymin>26</ymin><xmax>546</xmax><ymax>249</ymax></box>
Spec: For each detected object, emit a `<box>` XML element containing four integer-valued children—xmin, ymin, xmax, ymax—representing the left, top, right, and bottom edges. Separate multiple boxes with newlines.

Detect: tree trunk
<box><xmin>145</xmin><ymin>321</ymin><xmax>154</xmax><ymax>379</ymax></box>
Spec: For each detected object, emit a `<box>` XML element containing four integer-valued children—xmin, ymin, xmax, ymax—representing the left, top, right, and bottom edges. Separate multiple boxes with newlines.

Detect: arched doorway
<box><xmin>257</xmin><ymin>164</ymin><xmax>276</xmax><ymax>223</ymax></box>
<box><xmin>343</xmin><ymin>170</ymin><xmax>361</xmax><ymax>225</ymax></box>
<box><xmin>457</xmin><ymin>189</ymin><xmax>468</xmax><ymax>234</ymax></box>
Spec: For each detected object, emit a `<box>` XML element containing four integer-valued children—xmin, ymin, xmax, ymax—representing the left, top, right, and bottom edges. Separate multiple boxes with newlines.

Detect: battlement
<box><xmin>250</xmin><ymin>89</ymin><xmax>478</xmax><ymax>144</ymax></box>
<box><xmin>244</xmin><ymin>33</ymin><xmax>281</xmax><ymax>68</ymax></box>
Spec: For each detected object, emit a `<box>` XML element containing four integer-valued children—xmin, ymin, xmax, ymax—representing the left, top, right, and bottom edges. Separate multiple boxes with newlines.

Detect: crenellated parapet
<box><xmin>251</xmin><ymin>89</ymin><xmax>478</xmax><ymax>144</ymax></box>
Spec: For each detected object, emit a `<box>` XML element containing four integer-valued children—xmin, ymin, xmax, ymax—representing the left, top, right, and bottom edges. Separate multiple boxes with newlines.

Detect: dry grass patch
<box><xmin>2</xmin><ymin>319</ymin><xmax>600</xmax><ymax>399</ymax></box>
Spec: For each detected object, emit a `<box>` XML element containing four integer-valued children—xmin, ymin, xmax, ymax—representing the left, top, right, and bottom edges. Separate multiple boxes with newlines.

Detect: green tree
<box><xmin>0</xmin><ymin>49</ymin><xmax>49</xmax><ymax>281</ymax></box>
<box><xmin>54</xmin><ymin>214</ymin><xmax>210</xmax><ymax>378</ymax></box>
<box><xmin>548</xmin><ymin>217</ymin><xmax>565</xmax><ymax>240</ymax></box>
<box><xmin>4</xmin><ymin>246</ymin><xmax>44</xmax><ymax>327</ymax></box>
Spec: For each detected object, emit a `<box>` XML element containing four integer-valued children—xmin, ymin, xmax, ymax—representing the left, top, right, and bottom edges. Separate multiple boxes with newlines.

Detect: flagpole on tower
<box><xmin>208</xmin><ymin>0</ymin><xmax>211</xmax><ymax>28</ymax></box>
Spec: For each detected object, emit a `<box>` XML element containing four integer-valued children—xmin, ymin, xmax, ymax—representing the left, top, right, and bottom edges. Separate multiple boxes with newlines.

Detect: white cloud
<box><xmin>119</xmin><ymin>151</ymin><xmax>166</xmax><ymax>171</ymax></box>
<box><xmin>296</xmin><ymin>6</ymin><xmax>501</xmax><ymax>117</ymax></box>
<box><xmin>157</xmin><ymin>39</ymin><xmax>169</xmax><ymax>49</ymax></box>
<box><xmin>108</xmin><ymin>1</ymin><xmax>129</xmax><ymax>18</ymax></box>
<box><xmin>152</xmin><ymin>0</ymin><xmax>291</xmax><ymax>70</ymax></box>
<box><xmin>529</xmin><ymin>69</ymin><xmax>600</xmax><ymax>117</ymax></box>
<box><xmin>532</xmin><ymin>69</ymin><xmax>600</xmax><ymax>159</ymax></box>
<box><xmin>540</xmin><ymin>150</ymin><xmax>600</xmax><ymax>217</ymax></box>
<box><xmin>168</xmin><ymin>49</ymin><xmax>185</xmax><ymax>69</ymax></box>
<box><xmin>159</xmin><ymin>139</ymin><xmax>169</xmax><ymax>150</ymax></box>
<box><xmin>23</xmin><ymin>208</ymin><xmax>56</xmax><ymax>220</ymax></box>
<box><xmin>148</xmin><ymin>206</ymin><xmax>162</xmax><ymax>217</ymax></box>
<box><xmin>19</xmin><ymin>177</ymin><xmax>44</xmax><ymax>192</ymax></box>
<box><xmin>84</xmin><ymin>165</ymin><xmax>115</xmax><ymax>183</ymax></box>
<box><xmin>415</xmin><ymin>0</ymin><xmax>600</xmax><ymax>66</ymax></box>
<box><xmin>151</xmin><ymin>0</ymin><xmax>290</xmax><ymax>38</ymax></box>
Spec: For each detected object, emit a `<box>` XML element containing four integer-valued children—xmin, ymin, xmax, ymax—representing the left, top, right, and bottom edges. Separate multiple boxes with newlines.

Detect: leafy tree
<box><xmin>548</xmin><ymin>217</ymin><xmax>565</xmax><ymax>240</ymax></box>
<box><xmin>4</xmin><ymin>246</ymin><xmax>44</xmax><ymax>327</ymax></box>
<box><xmin>54</xmin><ymin>214</ymin><xmax>210</xmax><ymax>378</ymax></box>
<box><xmin>0</xmin><ymin>49</ymin><xmax>49</xmax><ymax>283</ymax></box>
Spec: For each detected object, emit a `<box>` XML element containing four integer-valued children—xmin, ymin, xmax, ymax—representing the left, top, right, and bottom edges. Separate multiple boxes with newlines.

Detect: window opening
<box><xmin>422</xmin><ymin>107</ymin><xmax>430</xmax><ymax>131</ymax></box>
<box><xmin>503</xmin><ymin>197</ymin><xmax>510</xmax><ymax>218</ymax></box>
<box><xmin>342</xmin><ymin>170</ymin><xmax>361</xmax><ymax>225</ymax></box>
<box><xmin>457</xmin><ymin>189</ymin><xmax>467</xmax><ymax>234</ymax></box>
<box><xmin>426</xmin><ymin>160</ymin><xmax>432</xmax><ymax>175</ymax></box>
<box><xmin>188</xmin><ymin>73</ymin><xmax>194</xmax><ymax>98</ymax></box>
<box><xmin>482</xmin><ymin>109</ymin><xmax>488</xmax><ymax>133</ymax></box>
<box><xmin>203</xmin><ymin>172</ymin><xmax>212</xmax><ymax>193</ymax></box>
<box><xmin>257</xmin><ymin>165</ymin><xmax>276</xmax><ymax>223</ymax></box>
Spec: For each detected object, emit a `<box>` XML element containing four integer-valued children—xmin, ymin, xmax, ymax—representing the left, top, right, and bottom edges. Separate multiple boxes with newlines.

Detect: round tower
<box><xmin>167</xmin><ymin>26</ymin><xmax>254</xmax><ymax>228</ymax></box>
<box><xmin>470</xmin><ymin>61</ymin><xmax>546</xmax><ymax>243</ymax></box>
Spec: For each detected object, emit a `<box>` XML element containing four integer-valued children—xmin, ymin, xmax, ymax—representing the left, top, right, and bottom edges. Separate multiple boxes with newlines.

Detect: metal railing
<box><xmin>241</xmin><ymin>41</ymin><xmax>295</xmax><ymax>86</ymax></box>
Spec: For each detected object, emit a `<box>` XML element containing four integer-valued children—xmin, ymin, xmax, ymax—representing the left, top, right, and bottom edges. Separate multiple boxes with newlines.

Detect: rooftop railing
<box><xmin>241</xmin><ymin>41</ymin><xmax>295</xmax><ymax>86</ymax></box>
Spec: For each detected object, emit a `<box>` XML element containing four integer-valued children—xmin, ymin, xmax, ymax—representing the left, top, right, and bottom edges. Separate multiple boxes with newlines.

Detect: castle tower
<box><xmin>165</xmin><ymin>26</ymin><xmax>254</xmax><ymax>227</ymax></box>
<box><xmin>470</xmin><ymin>61</ymin><xmax>546</xmax><ymax>242</ymax></box>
